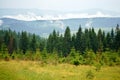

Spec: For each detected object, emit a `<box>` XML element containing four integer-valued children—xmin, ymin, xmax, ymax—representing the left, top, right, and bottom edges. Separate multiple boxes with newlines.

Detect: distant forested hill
<box><xmin>0</xmin><ymin>17</ymin><xmax>120</xmax><ymax>37</ymax></box>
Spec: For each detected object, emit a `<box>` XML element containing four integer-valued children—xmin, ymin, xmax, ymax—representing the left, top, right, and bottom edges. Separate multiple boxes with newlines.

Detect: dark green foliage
<box><xmin>39</xmin><ymin>41</ymin><xmax>45</xmax><ymax>52</ymax></box>
<box><xmin>89</xmin><ymin>28</ymin><xmax>98</xmax><ymax>53</ymax></box>
<box><xmin>46</xmin><ymin>30</ymin><xmax>60</xmax><ymax>53</ymax></box>
<box><xmin>106</xmin><ymin>32</ymin><xmax>111</xmax><ymax>49</ymax></box>
<box><xmin>30</xmin><ymin>34</ymin><xmax>36</xmax><ymax>53</ymax></box>
<box><xmin>115</xmin><ymin>24</ymin><xmax>120</xmax><ymax>51</ymax></box>
<box><xmin>0</xmin><ymin>24</ymin><xmax>120</xmax><ymax>66</ymax></box>
<box><xmin>102</xmin><ymin>31</ymin><xmax>107</xmax><ymax>51</ymax></box>
<box><xmin>72</xmin><ymin>59</ymin><xmax>80</xmax><ymax>66</ymax></box>
<box><xmin>20</xmin><ymin>31</ymin><xmax>29</xmax><ymax>54</ymax></box>
<box><xmin>75</xmin><ymin>26</ymin><xmax>87</xmax><ymax>53</ymax></box>
<box><xmin>110</xmin><ymin>28</ymin><xmax>115</xmax><ymax>50</ymax></box>
<box><xmin>8</xmin><ymin>35</ymin><xmax>16</xmax><ymax>55</ymax></box>
<box><xmin>4</xmin><ymin>30</ymin><xmax>10</xmax><ymax>46</ymax></box>
<box><xmin>75</xmin><ymin>26</ymin><xmax>82</xmax><ymax>53</ymax></box>
<box><xmin>63</xmin><ymin>27</ymin><xmax>71</xmax><ymax>56</ymax></box>
<box><xmin>71</xmin><ymin>34</ymin><xmax>76</xmax><ymax>48</ymax></box>
<box><xmin>97</xmin><ymin>29</ymin><xmax>103</xmax><ymax>52</ymax></box>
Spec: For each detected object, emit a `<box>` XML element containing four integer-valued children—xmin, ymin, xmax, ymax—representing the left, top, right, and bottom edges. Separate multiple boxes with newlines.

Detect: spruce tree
<box><xmin>75</xmin><ymin>26</ymin><xmax>82</xmax><ymax>53</ymax></box>
<box><xmin>63</xmin><ymin>26</ymin><xmax>71</xmax><ymax>56</ymax></box>
<box><xmin>20</xmin><ymin>31</ymin><xmax>29</xmax><ymax>54</ymax></box>
<box><xmin>97</xmin><ymin>29</ymin><xmax>103</xmax><ymax>52</ymax></box>
<box><xmin>30</xmin><ymin>34</ymin><xmax>36</xmax><ymax>53</ymax></box>
<box><xmin>115</xmin><ymin>24</ymin><xmax>120</xmax><ymax>51</ymax></box>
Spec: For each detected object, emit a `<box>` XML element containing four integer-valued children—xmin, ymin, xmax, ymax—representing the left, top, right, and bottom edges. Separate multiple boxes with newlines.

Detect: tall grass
<box><xmin>0</xmin><ymin>60</ymin><xmax>120</xmax><ymax>80</ymax></box>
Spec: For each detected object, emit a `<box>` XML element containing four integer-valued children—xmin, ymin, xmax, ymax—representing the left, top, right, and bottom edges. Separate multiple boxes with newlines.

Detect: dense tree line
<box><xmin>47</xmin><ymin>25</ymin><xmax>120</xmax><ymax>57</ymax></box>
<box><xmin>0</xmin><ymin>25</ymin><xmax>120</xmax><ymax>55</ymax></box>
<box><xmin>0</xmin><ymin>29</ymin><xmax>46</xmax><ymax>55</ymax></box>
<box><xmin>0</xmin><ymin>24</ymin><xmax>120</xmax><ymax>66</ymax></box>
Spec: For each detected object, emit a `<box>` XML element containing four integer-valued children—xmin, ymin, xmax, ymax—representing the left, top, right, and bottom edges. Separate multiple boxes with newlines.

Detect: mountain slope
<box><xmin>0</xmin><ymin>17</ymin><xmax>120</xmax><ymax>37</ymax></box>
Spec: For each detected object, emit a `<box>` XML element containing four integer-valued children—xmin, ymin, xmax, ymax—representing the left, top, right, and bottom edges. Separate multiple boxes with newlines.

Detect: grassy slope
<box><xmin>0</xmin><ymin>60</ymin><xmax>120</xmax><ymax>80</ymax></box>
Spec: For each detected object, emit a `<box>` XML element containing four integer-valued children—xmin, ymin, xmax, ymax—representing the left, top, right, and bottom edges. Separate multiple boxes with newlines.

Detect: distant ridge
<box><xmin>0</xmin><ymin>17</ymin><xmax>120</xmax><ymax>37</ymax></box>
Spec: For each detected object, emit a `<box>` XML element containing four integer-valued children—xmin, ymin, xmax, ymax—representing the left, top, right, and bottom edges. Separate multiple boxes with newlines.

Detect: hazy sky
<box><xmin>0</xmin><ymin>0</ymin><xmax>120</xmax><ymax>12</ymax></box>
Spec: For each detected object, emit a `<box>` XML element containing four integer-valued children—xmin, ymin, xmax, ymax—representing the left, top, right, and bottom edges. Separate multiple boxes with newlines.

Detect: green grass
<box><xmin>0</xmin><ymin>60</ymin><xmax>120</xmax><ymax>80</ymax></box>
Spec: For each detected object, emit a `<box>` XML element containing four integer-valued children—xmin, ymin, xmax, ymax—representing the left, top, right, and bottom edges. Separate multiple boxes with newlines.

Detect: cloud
<box><xmin>2</xmin><ymin>11</ymin><xmax>112</xmax><ymax>21</ymax></box>
<box><xmin>63</xmin><ymin>11</ymin><xmax>111</xmax><ymax>18</ymax></box>
<box><xmin>0</xmin><ymin>20</ymin><xmax>3</xmax><ymax>26</ymax></box>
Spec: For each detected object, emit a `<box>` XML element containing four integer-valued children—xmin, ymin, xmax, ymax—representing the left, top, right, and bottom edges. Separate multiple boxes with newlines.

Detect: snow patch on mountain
<box><xmin>2</xmin><ymin>11</ymin><xmax>113</xmax><ymax>21</ymax></box>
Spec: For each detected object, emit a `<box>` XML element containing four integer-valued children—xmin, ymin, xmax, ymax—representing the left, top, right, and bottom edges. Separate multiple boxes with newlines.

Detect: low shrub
<box><xmin>86</xmin><ymin>70</ymin><xmax>95</xmax><ymax>80</ymax></box>
<box><xmin>94</xmin><ymin>63</ymin><xmax>101</xmax><ymax>71</ymax></box>
<box><xmin>71</xmin><ymin>59</ymin><xmax>80</xmax><ymax>66</ymax></box>
<box><xmin>3</xmin><ymin>53</ymin><xmax>10</xmax><ymax>61</ymax></box>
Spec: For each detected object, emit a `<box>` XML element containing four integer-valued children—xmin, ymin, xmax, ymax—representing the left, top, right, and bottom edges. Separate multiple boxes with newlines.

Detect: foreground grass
<box><xmin>0</xmin><ymin>60</ymin><xmax>120</xmax><ymax>80</ymax></box>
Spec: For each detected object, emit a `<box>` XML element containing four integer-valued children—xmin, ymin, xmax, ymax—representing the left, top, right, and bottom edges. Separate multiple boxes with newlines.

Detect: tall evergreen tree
<box><xmin>46</xmin><ymin>30</ymin><xmax>58</xmax><ymax>53</ymax></box>
<box><xmin>30</xmin><ymin>34</ymin><xmax>36</xmax><ymax>53</ymax></box>
<box><xmin>97</xmin><ymin>29</ymin><xmax>103</xmax><ymax>52</ymax></box>
<box><xmin>8</xmin><ymin>35</ymin><xmax>16</xmax><ymax>55</ymax></box>
<box><xmin>89</xmin><ymin>28</ymin><xmax>98</xmax><ymax>53</ymax></box>
<box><xmin>39</xmin><ymin>40</ymin><xmax>45</xmax><ymax>52</ymax></box>
<box><xmin>63</xmin><ymin>26</ymin><xmax>71</xmax><ymax>56</ymax></box>
<box><xmin>115</xmin><ymin>24</ymin><xmax>120</xmax><ymax>51</ymax></box>
<box><xmin>20</xmin><ymin>31</ymin><xmax>29</xmax><ymax>54</ymax></box>
<box><xmin>52</xmin><ymin>30</ymin><xmax>57</xmax><ymax>51</ymax></box>
<box><xmin>4</xmin><ymin>31</ymin><xmax>10</xmax><ymax>47</ymax></box>
<box><xmin>46</xmin><ymin>34</ymin><xmax>53</xmax><ymax>53</ymax></box>
<box><xmin>110</xmin><ymin>28</ymin><xmax>115</xmax><ymax>50</ymax></box>
<box><xmin>84</xmin><ymin>28</ymin><xmax>90</xmax><ymax>49</ymax></box>
<box><xmin>80</xmin><ymin>33</ymin><xmax>87</xmax><ymax>53</ymax></box>
<box><xmin>75</xmin><ymin>26</ymin><xmax>82</xmax><ymax>53</ymax></box>
<box><xmin>102</xmin><ymin>31</ymin><xmax>107</xmax><ymax>51</ymax></box>
<box><xmin>0</xmin><ymin>30</ymin><xmax>4</xmax><ymax>51</ymax></box>
<box><xmin>57</xmin><ymin>34</ymin><xmax>63</xmax><ymax>55</ymax></box>
<box><xmin>106</xmin><ymin>32</ymin><xmax>111</xmax><ymax>49</ymax></box>
<box><xmin>71</xmin><ymin>34</ymin><xmax>76</xmax><ymax>48</ymax></box>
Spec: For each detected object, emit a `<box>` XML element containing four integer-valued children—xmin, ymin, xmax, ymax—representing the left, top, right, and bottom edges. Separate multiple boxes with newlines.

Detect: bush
<box><xmin>33</xmin><ymin>52</ymin><xmax>41</xmax><ymax>61</ymax></box>
<box><xmin>86</xmin><ymin>70</ymin><xmax>95</xmax><ymax>80</ymax></box>
<box><xmin>59</xmin><ymin>57</ymin><xmax>66</xmax><ymax>63</ymax></box>
<box><xmin>11</xmin><ymin>52</ymin><xmax>17</xmax><ymax>60</ymax></box>
<box><xmin>109</xmin><ymin>61</ymin><xmax>115</xmax><ymax>66</ymax></box>
<box><xmin>24</xmin><ymin>52</ymin><xmax>33</xmax><ymax>60</ymax></box>
<box><xmin>73</xmin><ymin>59</ymin><xmax>80</xmax><ymax>66</ymax></box>
<box><xmin>70</xmin><ymin>59</ymin><xmax>80</xmax><ymax>66</ymax></box>
<box><xmin>94</xmin><ymin>63</ymin><xmax>101</xmax><ymax>71</ymax></box>
<box><xmin>0</xmin><ymin>54</ymin><xmax>3</xmax><ymax>60</ymax></box>
<box><xmin>3</xmin><ymin>53</ymin><xmax>10</xmax><ymax>61</ymax></box>
<box><xmin>84</xmin><ymin>50</ymin><xmax>96</xmax><ymax>65</ymax></box>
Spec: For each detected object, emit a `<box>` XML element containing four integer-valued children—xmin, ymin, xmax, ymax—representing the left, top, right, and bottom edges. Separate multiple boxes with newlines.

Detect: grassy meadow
<box><xmin>0</xmin><ymin>60</ymin><xmax>120</xmax><ymax>80</ymax></box>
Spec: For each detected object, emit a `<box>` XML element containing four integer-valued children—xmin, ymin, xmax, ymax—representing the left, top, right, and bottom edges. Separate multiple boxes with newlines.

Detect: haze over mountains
<box><xmin>0</xmin><ymin>9</ymin><xmax>120</xmax><ymax>37</ymax></box>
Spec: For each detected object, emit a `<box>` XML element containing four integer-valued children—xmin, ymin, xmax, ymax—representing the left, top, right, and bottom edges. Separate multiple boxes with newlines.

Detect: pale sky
<box><xmin>0</xmin><ymin>0</ymin><xmax>120</xmax><ymax>12</ymax></box>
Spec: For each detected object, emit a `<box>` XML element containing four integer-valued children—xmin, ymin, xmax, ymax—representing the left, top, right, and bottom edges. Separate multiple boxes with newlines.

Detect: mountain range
<box><xmin>0</xmin><ymin>9</ymin><xmax>120</xmax><ymax>37</ymax></box>
<box><xmin>0</xmin><ymin>17</ymin><xmax>120</xmax><ymax>37</ymax></box>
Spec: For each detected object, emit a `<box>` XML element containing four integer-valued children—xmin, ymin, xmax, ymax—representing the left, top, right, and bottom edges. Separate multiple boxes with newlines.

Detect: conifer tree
<box><xmin>97</xmin><ymin>29</ymin><xmax>103</xmax><ymax>52</ymax></box>
<box><xmin>115</xmin><ymin>24</ymin><xmax>120</xmax><ymax>51</ymax></box>
<box><xmin>63</xmin><ymin>26</ymin><xmax>71</xmax><ymax>56</ymax></box>
<box><xmin>20</xmin><ymin>31</ymin><xmax>29</xmax><ymax>54</ymax></box>
<box><xmin>30</xmin><ymin>34</ymin><xmax>36</xmax><ymax>53</ymax></box>
<box><xmin>75</xmin><ymin>26</ymin><xmax>82</xmax><ymax>52</ymax></box>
